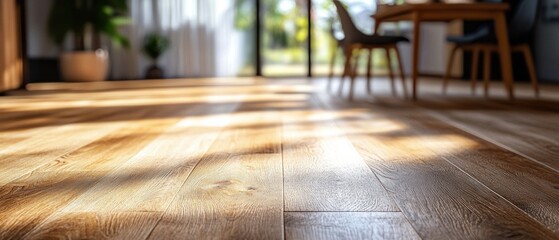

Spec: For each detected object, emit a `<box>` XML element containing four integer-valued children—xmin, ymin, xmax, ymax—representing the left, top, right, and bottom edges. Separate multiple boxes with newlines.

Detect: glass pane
<box><xmin>262</xmin><ymin>0</ymin><xmax>309</xmax><ymax>76</ymax></box>
<box><xmin>233</xmin><ymin>0</ymin><xmax>258</xmax><ymax>76</ymax></box>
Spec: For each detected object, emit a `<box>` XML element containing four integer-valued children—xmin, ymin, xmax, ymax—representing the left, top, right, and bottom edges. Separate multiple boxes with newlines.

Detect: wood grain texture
<box><xmin>51</xmin><ymin>103</ymin><xmax>238</xmax><ymax>211</ymax></box>
<box><xmin>285</xmin><ymin>212</ymin><xmax>420</xmax><ymax>240</ymax></box>
<box><xmin>1</xmin><ymin>78</ymin><xmax>558</xmax><ymax>239</ymax></box>
<box><xmin>427</xmin><ymin>110</ymin><xmax>559</xmax><ymax>172</ymax></box>
<box><xmin>147</xmin><ymin>105</ymin><xmax>284</xmax><ymax>239</ymax></box>
<box><xmin>406</xmin><ymin>114</ymin><xmax>559</xmax><ymax>234</ymax></box>
<box><xmin>0</xmin><ymin>106</ymin><xmax>185</xmax><ymax>239</ymax></box>
<box><xmin>0</xmin><ymin>108</ymin><xmax>138</xmax><ymax>185</ymax></box>
<box><xmin>24</xmin><ymin>212</ymin><xmax>162</xmax><ymax>240</ymax></box>
<box><xmin>23</xmin><ymin>103</ymin><xmax>240</xmax><ymax>239</ymax></box>
<box><xmin>317</xmin><ymin>94</ymin><xmax>558</xmax><ymax>239</ymax></box>
<box><xmin>282</xmin><ymin>99</ymin><xmax>397</xmax><ymax>212</ymax></box>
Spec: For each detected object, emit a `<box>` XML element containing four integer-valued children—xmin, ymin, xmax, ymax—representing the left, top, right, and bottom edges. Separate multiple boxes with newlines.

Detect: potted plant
<box><xmin>142</xmin><ymin>33</ymin><xmax>170</xmax><ymax>79</ymax></box>
<box><xmin>47</xmin><ymin>0</ymin><xmax>130</xmax><ymax>82</ymax></box>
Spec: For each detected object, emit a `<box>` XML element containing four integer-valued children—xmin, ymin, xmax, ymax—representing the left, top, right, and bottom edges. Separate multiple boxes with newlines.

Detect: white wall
<box><xmin>535</xmin><ymin>22</ymin><xmax>559</xmax><ymax>82</ymax></box>
<box><xmin>419</xmin><ymin>23</ymin><xmax>449</xmax><ymax>74</ymax></box>
<box><xmin>398</xmin><ymin>23</ymin><xmax>452</xmax><ymax>76</ymax></box>
<box><xmin>26</xmin><ymin>0</ymin><xmax>58</xmax><ymax>58</ymax></box>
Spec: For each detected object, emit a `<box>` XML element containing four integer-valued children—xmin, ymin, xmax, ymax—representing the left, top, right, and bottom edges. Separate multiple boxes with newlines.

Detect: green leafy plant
<box><xmin>47</xmin><ymin>0</ymin><xmax>130</xmax><ymax>51</ymax></box>
<box><xmin>142</xmin><ymin>33</ymin><xmax>171</xmax><ymax>63</ymax></box>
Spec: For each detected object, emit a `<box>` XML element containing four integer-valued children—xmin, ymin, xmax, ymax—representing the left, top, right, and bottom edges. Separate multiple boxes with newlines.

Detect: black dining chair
<box><xmin>443</xmin><ymin>0</ymin><xmax>540</xmax><ymax>97</ymax></box>
<box><xmin>333</xmin><ymin>0</ymin><xmax>409</xmax><ymax>100</ymax></box>
<box><xmin>327</xmin><ymin>25</ymin><xmax>377</xmax><ymax>97</ymax></box>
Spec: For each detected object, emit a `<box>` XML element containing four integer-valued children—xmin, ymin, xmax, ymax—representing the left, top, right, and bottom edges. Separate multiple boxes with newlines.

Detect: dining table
<box><xmin>372</xmin><ymin>2</ymin><xmax>513</xmax><ymax>101</ymax></box>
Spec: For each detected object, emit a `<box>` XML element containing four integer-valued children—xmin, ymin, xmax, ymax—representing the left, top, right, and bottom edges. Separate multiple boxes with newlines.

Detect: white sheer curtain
<box><xmin>110</xmin><ymin>0</ymin><xmax>249</xmax><ymax>79</ymax></box>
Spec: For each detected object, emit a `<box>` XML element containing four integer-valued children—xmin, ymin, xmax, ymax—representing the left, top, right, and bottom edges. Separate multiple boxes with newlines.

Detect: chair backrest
<box><xmin>462</xmin><ymin>0</ymin><xmax>538</xmax><ymax>44</ymax></box>
<box><xmin>333</xmin><ymin>0</ymin><xmax>364</xmax><ymax>43</ymax></box>
<box><xmin>508</xmin><ymin>0</ymin><xmax>540</xmax><ymax>43</ymax></box>
<box><xmin>329</xmin><ymin>24</ymin><xmax>344</xmax><ymax>42</ymax></box>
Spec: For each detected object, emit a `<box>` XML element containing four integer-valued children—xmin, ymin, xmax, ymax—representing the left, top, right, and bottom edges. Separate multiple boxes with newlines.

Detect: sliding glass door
<box><xmin>233</xmin><ymin>0</ymin><xmax>378</xmax><ymax>78</ymax></box>
<box><xmin>261</xmin><ymin>0</ymin><xmax>309</xmax><ymax>77</ymax></box>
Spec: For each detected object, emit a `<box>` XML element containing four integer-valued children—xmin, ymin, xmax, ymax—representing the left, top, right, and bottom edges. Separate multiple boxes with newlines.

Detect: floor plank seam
<box><xmin>143</xmin><ymin>102</ymin><xmax>243</xmax><ymax>240</ymax></box>
<box><xmin>439</xmin><ymin>154</ymin><xmax>556</xmax><ymax>233</ymax></box>
<box><xmin>284</xmin><ymin>211</ymin><xmax>402</xmax><ymax>213</ymax></box>
<box><xmin>5</xmin><ymin>79</ymin><xmax>558</xmax><ymax>239</ymax></box>
<box><xmin>366</xmin><ymin>97</ymin><xmax>559</xmax><ymax>236</ymax></box>
<box><xmin>368</xmin><ymin>95</ymin><xmax>557</xmax><ymax>234</ymax></box>
<box><xmin>311</xmin><ymin>93</ymin><xmax>405</xmax><ymax>204</ymax></box>
<box><xmin>424</xmin><ymin>109</ymin><xmax>559</xmax><ymax>174</ymax></box>
<box><xmin>280</xmin><ymin>109</ymin><xmax>287</xmax><ymax>240</ymax></box>
<box><xmin>366</xmin><ymin>95</ymin><xmax>558</xmax><ymax>235</ymax></box>
<box><xmin>313</xmin><ymin>91</ymin><xmax>559</xmax><ymax>238</ymax></box>
<box><xmin>487</xmin><ymin>99</ymin><xmax>559</xmax><ymax>116</ymax></box>
<box><xmin>0</xmin><ymin>108</ymin><xmax>133</xmax><ymax>188</ymax></box>
<box><xmin>311</xmin><ymin>93</ymin><xmax>425</xmax><ymax>239</ymax></box>
<box><xmin>19</xmin><ymin>107</ymin><xmax>189</xmax><ymax>239</ymax></box>
<box><xmin>3</xmin><ymin>124</ymin><xmax>122</xmax><ymax>177</ymax></box>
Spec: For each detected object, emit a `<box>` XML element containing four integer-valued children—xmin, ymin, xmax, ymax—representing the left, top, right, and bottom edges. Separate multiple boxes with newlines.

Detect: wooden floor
<box><xmin>1</xmin><ymin>77</ymin><xmax>559</xmax><ymax>239</ymax></box>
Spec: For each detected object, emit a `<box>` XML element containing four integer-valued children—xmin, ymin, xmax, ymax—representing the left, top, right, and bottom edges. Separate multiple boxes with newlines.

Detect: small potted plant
<box><xmin>142</xmin><ymin>33</ymin><xmax>171</xmax><ymax>79</ymax></box>
<box><xmin>47</xmin><ymin>0</ymin><xmax>130</xmax><ymax>82</ymax></box>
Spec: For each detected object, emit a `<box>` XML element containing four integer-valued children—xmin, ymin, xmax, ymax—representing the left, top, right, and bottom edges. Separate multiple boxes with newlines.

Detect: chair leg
<box><xmin>327</xmin><ymin>45</ymin><xmax>339</xmax><ymax>92</ymax></box>
<box><xmin>352</xmin><ymin>50</ymin><xmax>360</xmax><ymax>77</ymax></box>
<box><xmin>394</xmin><ymin>45</ymin><xmax>409</xmax><ymax>99</ymax></box>
<box><xmin>339</xmin><ymin>46</ymin><xmax>354</xmax><ymax>97</ymax></box>
<box><xmin>471</xmin><ymin>47</ymin><xmax>480</xmax><ymax>95</ymax></box>
<box><xmin>483</xmin><ymin>49</ymin><xmax>492</xmax><ymax>98</ymax></box>
<box><xmin>385</xmin><ymin>47</ymin><xmax>396</xmax><ymax>97</ymax></box>
<box><xmin>349</xmin><ymin>50</ymin><xmax>360</xmax><ymax>101</ymax></box>
<box><xmin>443</xmin><ymin>45</ymin><xmax>459</xmax><ymax>95</ymax></box>
<box><xmin>520</xmin><ymin>44</ymin><xmax>540</xmax><ymax>98</ymax></box>
<box><xmin>366</xmin><ymin>49</ymin><xmax>373</xmax><ymax>95</ymax></box>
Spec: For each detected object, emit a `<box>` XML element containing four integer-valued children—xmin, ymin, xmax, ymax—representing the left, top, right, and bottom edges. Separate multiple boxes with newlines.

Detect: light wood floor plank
<box><xmin>0</xmin><ymin>106</ymin><xmax>187</xmax><ymax>239</ymax></box>
<box><xmin>0</xmin><ymin>78</ymin><xmax>558</xmax><ymax>239</ymax></box>
<box><xmin>0</xmin><ymin>108</ymin><xmax>147</xmax><ymax>186</ymax></box>
<box><xmin>23</xmin><ymin>212</ymin><xmax>162</xmax><ymax>240</ymax></box>
<box><xmin>23</xmin><ymin>103</ymin><xmax>241</xmax><ymax>239</ymax></box>
<box><xmin>147</xmin><ymin>104</ymin><xmax>284</xmax><ymax>239</ymax></box>
<box><xmin>317</xmin><ymin>94</ymin><xmax>558</xmax><ymax>239</ymax></box>
<box><xmin>404</xmin><ymin>114</ymin><xmax>559</xmax><ymax>234</ymax></box>
<box><xmin>285</xmin><ymin>212</ymin><xmax>420</xmax><ymax>240</ymax></box>
<box><xmin>396</xmin><ymin>97</ymin><xmax>559</xmax><ymax>172</ymax></box>
<box><xmin>62</xmin><ymin>104</ymin><xmax>239</xmax><ymax>211</ymax></box>
<box><xmin>282</xmin><ymin>99</ymin><xmax>397</xmax><ymax>212</ymax></box>
<box><xmin>427</xmin><ymin>110</ymin><xmax>559</xmax><ymax>172</ymax></box>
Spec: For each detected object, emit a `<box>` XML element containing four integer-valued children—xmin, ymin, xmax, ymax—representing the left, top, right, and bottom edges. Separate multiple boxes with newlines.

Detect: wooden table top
<box><xmin>373</xmin><ymin>3</ymin><xmax>509</xmax><ymax>22</ymax></box>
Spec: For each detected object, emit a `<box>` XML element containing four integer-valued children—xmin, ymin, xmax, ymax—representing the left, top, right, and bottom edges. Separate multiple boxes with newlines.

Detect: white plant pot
<box><xmin>60</xmin><ymin>49</ymin><xmax>109</xmax><ymax>82</ymax></box>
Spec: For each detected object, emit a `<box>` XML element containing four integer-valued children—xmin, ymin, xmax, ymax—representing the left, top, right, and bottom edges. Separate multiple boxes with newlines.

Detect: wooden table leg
<box><xmin>411</xmin><ymin>12</ymin><xmax>421</xmax><ymax>101</ymax></box>
<box><xmin>494</xmin><ymin>12</ymin><xmax>515</xmax><ymax>100</ymax></box>
<box><xmin>385</xmin><ymin>47</ymin><xmax>397</xmax><ymax>97</ymax></box>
